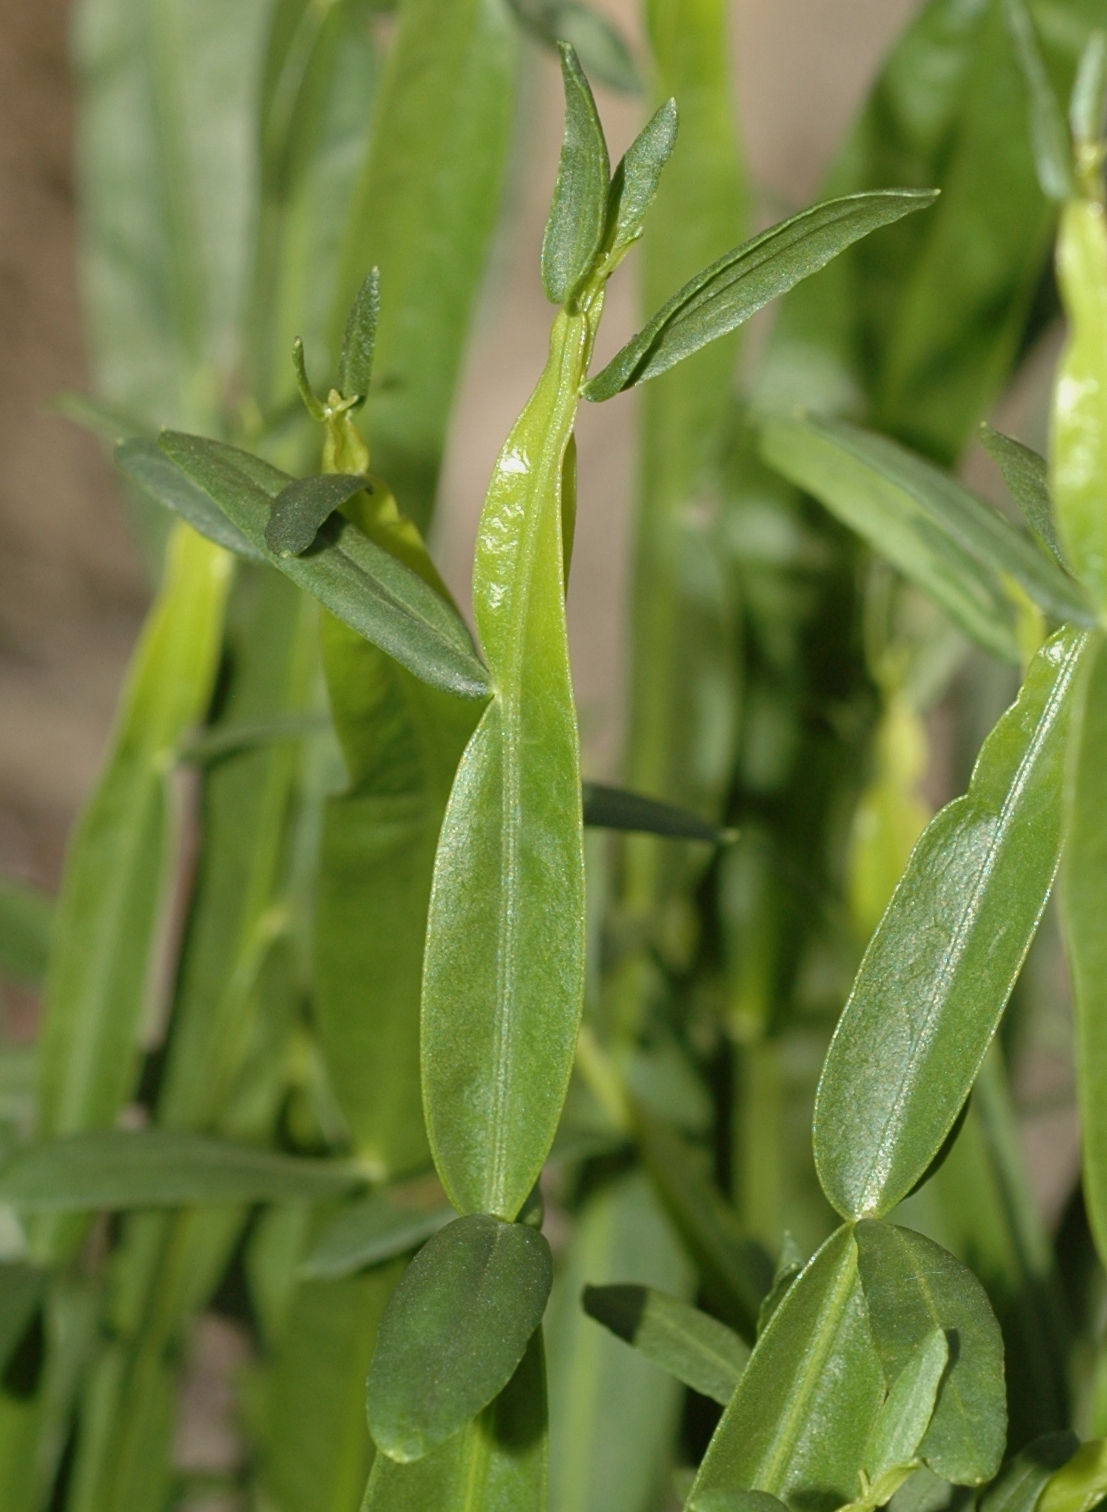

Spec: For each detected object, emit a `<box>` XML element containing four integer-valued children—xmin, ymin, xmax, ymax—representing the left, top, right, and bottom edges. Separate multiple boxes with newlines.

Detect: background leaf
<box><xmin>582</xmin><ymin>1282</ymin><xmax>748</xmax><ymax>1404</ymax></box>
<box><xmin>0</xmin><ymin>883</ymin><xmax>53</xmax><ymax>988</ymax></box>
<box><xmin>302</xmin><ymin>1177</ymin><xmax>455</xmax><ymax>1281</ymax></box>
<box><xmin>979</xmin><ymin>1433</ymin><xmax>1081</xmax><ymax>1512</ymax></box>
<box><xmin>814</xmin><ymin>627</ymin><xmax>1088</xmax><ymax>1220</ymax></box>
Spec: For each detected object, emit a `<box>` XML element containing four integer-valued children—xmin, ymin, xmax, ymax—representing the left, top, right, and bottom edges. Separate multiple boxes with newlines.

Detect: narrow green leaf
<box><xmin>362</xmin><ymin>1328</ymin><xmax>547</xmax><ymax>1509</ymax></box>
<box><xmin>0</xmin><ymin>1130</ymin><xmax>362</xmax><ymax>1212</ymax></box>
<box><xmin>584</xmin><ymin>190</ymin><xmax>938</xmax><ymax>401</ymax></box>
<box><xmin>1071</xmin><ymin>32</ymin><xmax>1107</xmax><ymax>147</ymax></box>
<box><xmin>637</xmin><ymin>1109</ymin><xmax>774</xmax><ymax>1341</ymax></box>
<box><xmin>177</xmin><ymin>712</ymin><xmax>327</xmax><ymax>765</ymax></box>
<box><xmin>1039</xmin><ymin>1441</ymin><xmax>1107</xmax><ymax>1512</ymax></box>
<box><xmin>605</xmin><ymin>98</ymin><xmax>678</xmax><ymax>260</ymax></box>
<box><xmin>761</xmin><ymin>415</ymin><xmax>1093</xmax><ymax>650</ymax></box>
<box><xmin>366</xmin><ymin>1214</ymin><xmax>552</xmax><ymax>1463</ymax></box>
<box><xmin>979</xmin><ymin>1434</ymin><xmax>1081</xmax><ymax>1512</ymax></box>
<box><xmin>0</xmin><ymin>881</ymin><xmax>53</xmax><ymax>987</ymax></box>
<box><xmin>864</xmin><ymin>1329</ymin><xmax>949</xmax><ymax>1482</ymax></box>
<box><xmin>979</xmin><ymin>424</ymin><xmax>1064</xmax><ymax>565</ymax></box>
<box><xmin>687</xmin><ymin>1226</ymin><xmax>885</xmax><ymax>1510</ymax></box>
<box><xmin>814</xmin><ymin>627</ymin><xmax>1089</xmax><ymax>1220</ymax></box>
<box><xmin>1051</xmin><ymin>197</ymin><xmax>1107</xmax><ymax>612</ymax></box>
<box><xmin>1063</xmin><ymin>632</ymin><xmax>1107</xmax><ymax>1266</ymax></box>
<box><xmin>582</xmin><ymin>782</ymin><xmax>731</xmax><ymax>842</ymax></box>
<box><xmin>582</xmin><ymin>1283</ymin><xmax>748</xmax><ymax>1405</ymax></box>
<box><xmin>541</xmin><ymin>43</ymin><xmax>610</xmax><ymax>305</ymax></box>
<box><xmin>149</xmin><ymin>432</ymin><xmax>490</xmax><ymax>698</ymax></box>
<box><xmin>118</xmin><ymin>437</ymin><xmax>267</xmax><ymax>561</ymax></box>
<box><xmin>1004</xmin><ymin>0</ymin><xmax>1074</xmax><ymax>202</ymax></box>
<box><xmin>265</xmin><ymin>473</ymin><xmax>368</xmax><ymax>557</ymax></box>
<box><xmin>338</xmin><ymin>265</ymin><xmax>379</xmax><ymax>405</ymax></box>
<box><xmin>855</xmin><ymin>1223</ymin><xmax>1005</xmax><ymax>1485</ymax></box>
<box><xmin>422</xmin><ymin>306</ymin><xmax>595</xmax><ymax>1220</ymax></box>
<box><xmin>510</xmin><ymin>0</ymin><xmax>641</xmax><ymax>94</ymax></box>
<box><xmin>302</xmin><ymin>1175</ymin><xmax>455</xmax><ymax>1280</ymax></box>
<box><xmin>331</xmin><ymin>0</ymin><xmax>517</xmax><ymax>533</ymax></box>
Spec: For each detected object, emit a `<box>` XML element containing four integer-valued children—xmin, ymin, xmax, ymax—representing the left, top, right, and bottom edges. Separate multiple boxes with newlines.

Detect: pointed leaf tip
<box><xmin>541</xmin><ymin>41</ymin><xmax>610</xmax><ymax>304</ymax></box>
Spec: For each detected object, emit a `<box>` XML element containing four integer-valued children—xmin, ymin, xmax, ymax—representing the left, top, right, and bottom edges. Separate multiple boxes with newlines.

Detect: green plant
<box><xmin>1</xmin><ymin>1</ymin><xmax>1107</xmax><ymax>1510</ymax></box>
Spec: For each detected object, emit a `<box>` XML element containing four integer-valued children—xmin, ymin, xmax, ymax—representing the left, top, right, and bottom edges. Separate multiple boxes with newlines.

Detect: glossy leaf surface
<box><xmin>302</xmin><ymin>1176</ymin><xmax>455</xmax><ymax>1280</ymax></box>
<box><xmin>0</xmin><ymin>882</ymin><xmax>53</xmax><ymax>987</ymax></box>
<box><xmin>0</xmin><ymin>1130</ymin><xmax>361</xmax><ymax>1211</ymax></box>
<box><xmin>687</xmin><ymin>1225</ymin><xmax>885</xmax><ymax>1510</ymax></box>
<box><xmin>265</xmin><ymin>473</ymin><xmax>369</xmax><ymax>557</ymax></box>
<box><xmin>366</xmin><ymin>1214</ymin><xmax>552</xmax><ymax>1462</ymax></box>
<box><xmin>541</xmin><ymin>44</ymin><xmax>610</xmax><ymax>305</ymax></box>
<box><xmin>585</xmin><ymin>190</ymin><xmax>938</xmax><ymax>401</ymax></box>
<box><xmin>814</xmin><ymin>627</ymin><xmax>1088</xmax><ymax>1220</ymax></box>
<box><xmin>1063</xmin><ymin>632</ymin><xmax>1107</xmax><ymax>1263</ymax></box>
<box><xmin>979</xmin><ymin>424</ymin><xmax>1063</xmax><ymax>563</ymax></box>
<box><xmin>422</xmin><ymin>309</ymin><xmax>593</xmax><ymax>1220</ymax></box>
<box><xmin>149</xmin><ymin>432</ymin><xmax>489</xmax><ymax>697</ymax></box>
<box><xmin>979</xmin><ymin>1434</ymin><xmax>1081</xmax><ymax>1512</ymax></box>
<box><xmin>362</xmin><ymin>1328</ymin><xmax>547</xmax><ymax>1509</ymax></box>
<box><xmin>855</xmin><ymin>1222</ymin><xmax>1005</xmax><ymax>1485</ymax></box>
<box><xmin>582</xmin><ymin>1283</ymin><xmax>748</xmax><ymax>1404</ymax></box>
<box><xmin>1052</xmin><ymin>197</ymin><xmax>1107</xmax><ymax>612</ymax></box>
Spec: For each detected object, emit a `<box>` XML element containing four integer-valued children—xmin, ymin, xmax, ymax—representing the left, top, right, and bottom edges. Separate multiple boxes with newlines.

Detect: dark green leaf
<box><xmin>0</xmin><ymin>880</ymin><xmax>53</xmax><ymax>986</ymax></box>
<box><xmin>0</xmin><ymin>1130</ymin><xmax>362</xmax><ymax>1212</ymax></box>
<box><xmin>265</xmin><ymin>473</ymin><xmax>368</xmax><ymax>557</ymax></box>
<box><xmin>363</xmin><ymin>1328</ymin><xmax>548</xmax><ymax>1508</ymax></box>
<box><xmin>979</xmin><ymin>424</ymin><xmax>1064</xmax><ymax>565</ymax></box>
<box><xmin>687</xmin><ymin>1225</ymin><xmax>885</xmax><ymax>1509</ymax></box>
<box><xmin>510</xmin><ymin>0</ymin><xmax>640</xmax><ymax>94</ymax></box>
<box><xmin>855</xmin><ymin>1222</ymin><xmax>1005</xmax><ymax>1484</ymax></box>
<box><xmin>979</xmin><ymin>1434</ymin><xmax>1081</xmax><ymax>1512</ymax></box>
<box><xmin>761</xmin><ymin>415</ymin><xmax>1093</xmax><ymax>648</ymax></box>
<box><xmin>541</xmin><ymin>43</ymin><xmax>610</xmax><ymax>305</ymax></box>
<box><xmin>366</xmin><ymin>1214</ymin><xmax>552</xmax><ymax>1463</ymax></box>
<box><xmin>1004</xmin><ymin>0</ymin><xmax>1073</xmax><ymax>201</ymax></box>
<box><xmin>756</xmin><ymin>1233</ymin><xmax>805</xmax><ymax>1337</ymax></box>
<box><xmin>118</xmin><ymin>438</ymin><xmax>267</xmax><ymax>561</ymax></box>
<box><xmin>1063</xmin><ymin>632</ymin><xmax>1107</xmax><ymax>1266</ymax></box>
<box><xmin>814</xmin><ymin>627</ymin><xmax>1088</xmax><ymax>1220</ymax></box>
<box><xmin>0</xmin><ymin>1265</ymin><xmax>48</xmax><ymax>1378</ymax></box>
<box><xmin>337</xmin><ymin>265</ymin><xmax>379</xmax><ymax>404</ymax></box>
<box><xmin>605</xmin><ymin>99</ymin><xmax>678</xmax><ymax>259</ymax></box>
<box><xmin>301</xmin><ymin>1174</ymin><xmax>455</xmax><ymax>1279</ymax></box>
<box><xmin>582</xmin><ymin>1283</ymin><xmax>748</xmax><ymax>1405</ymax></box>
<box><xmin>584</xmin><ymin>190</ymin><xmax>938</xmax><ymax>401</ymax></box>
<box><xmin>637</xmin><ymin>1108</ymin><xmax>773</xmax><ymax>1340</ymax></box>
<box><xmin>150</xmin><ymin>432</ymin><xmax>490</xmax><ymax>698</ymax></box>
<box><xmin>582</xmin><ymin>782</ymin><xmax>731</xmax><ymax>842</ymax></box>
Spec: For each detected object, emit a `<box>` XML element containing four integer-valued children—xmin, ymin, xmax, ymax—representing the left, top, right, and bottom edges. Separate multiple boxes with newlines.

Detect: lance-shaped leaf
<box><xmin>584</xmin><ymin>190</ymin><xmax>938</xmax><ymax>401</ymax></box>
<box><xmin>1063</xmin><ymin>633</ymin><xmax>1107</xmax><ymax>1265</ymax></box>
<box><xmin>686</xmin><ymin>1225</ymin><xmax>885</xmax><ymax>1510</ymax></box>
<box><xmin>1039</xmin><ymin>1439</ymin><xmax>1107</xmax><ymax>1512</ymax></box>
<box><xmin>140</xmin><ymin>432</ymin><xmax>489</xmax><ymax>698</ymax></box>
<box><xmin>363</xmin><ymin>1329</ymin><xmax>548</xmax><ymax>1508</ymax></box>
<box><xmin>605</xmin><ymin>98</ymin><xmax>678</xmax><ymax>261</ymax></box>
<box><xmin>337</xmin><ymin>265</ymin><xmax>379</xmax><ymax>405</ymax></box>
<box><xmin>541</xmin><ymin>43</ymin><xmax>610</xmax><ymax>304</ymax></box>
<box><xmin>1004</xmin><ymin>0</ymin><xmax>1074</xmax><ymax>201</ymax></box>
<box><xmin>0</xmin><ymin>1129</ymin><xmax>363</xmax><ymax>1211</ymax></box>
<box><xmin>264</xmin><ymin>473</ymin><xmax>368</xmax><ymax>557</ymax></box>
<box><xmin>366</xmin><ymin>1214</ymin><xmax>552</xmax><ymax>1462</ymax></box>
<box><xmin>760</xmin><ymin>415</ymin><xmax>1093</xmax><ymax>651</ymax></box>
<box><xmin>863</xmin><ymin>1329</ymin><xmax>949</xmax><ymax>1484</ymax></box>
<box><xmin>582</xmin><ymin>782</ymin><xmax>731</xmax><ymax>842</ymax></box>
<box><xmin>855</xmin><ymin>1223</ymin><xmax>1006</xmax><ymax>1485</ymax></box>
<box><xmin>1052</xmin><ymin>197</ymin><xmax>1107</xmax><ymax>612</ymax></box>
<box><xmin>119</xmin><ymin>437</ymin><xmax>266</xmax><ymax>561</ymax></box>
<box><xmin>980</xmin><ymin>1434</ymin><xmax>1081</xmax><ymax>1512</ymax></box>
<box><xmin>979</xmin><ymin>424</ymin><xmax>1064</xmax><ymax>564</ymax></box>
<box><xmin>302</xmin><ymin>1174</ymin><xmax>455</xmax><ymax>1280</ymax></box>
<box><xmin>422</xmin><ymin>309</ymin><xmax>592</xmax><ymax>1221</ymax></box>
<box><xmin>814</xmin><ymin>626</ymin><xmax>1089</xmax><ymax>1220</ymax></box>
<box><xmin>582</xmin><ymin>1283</ymin><xmax>749</xmax><ymax>1405</ymax></box>
<box><xmin>0</xmin><ymin>880</ymin><xmax>53</xmax><ymax>987</ymax></box>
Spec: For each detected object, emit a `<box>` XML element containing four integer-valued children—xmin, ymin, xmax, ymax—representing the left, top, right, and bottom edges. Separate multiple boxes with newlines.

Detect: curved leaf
<box><xmin>301</xmin><ymin>1176</ymin><xmax>455</xmax><ymax>1280</ymax></box>
<box><xmin>979</xmin><ymin>424</ymin><xmax>1063</xmax><ymax>564</ymax></box>
<box><xmin>118</xmin><ymin>437</ymin><xmax>266</xmax><ymax>561</ymax></box>
<box><xmin>855</xmin><ymin>1222</ymin><xmax>1006</xmax><ymax>1485</ymax></box>
<box><xmin>980</xmin><ymin>1434</ymin><xmax>1081</xmax><ymax>1512</ymax></box>
<box><xmin>582</xmin><ymin>1283</ymin><xmax>748</xmax><ymax>1405</ymax></box>
<box><xmin>541</xmin><ymin>43</ymin><xmax>610</xmax><ymax>305</ymax></box>
<box><xmin>1039</xmin><ymin>1440</ymin><xmax>1107</xmax><ymax>1512</ymax></box>
<box><xmin>265</xmin><ymin>473</ymin><xmax>368</xmax><ymax>556</ymax></box>
<box><xmin>814</xmin><ymin>626</ymin><xmax>1088</xmax><ymax>1220</ymax></box>
<box><xmin>584</xmin><ymin>190</ymin><xmax>938</xmax><ymax>401</ymax></box>
<box><xmin>366</xmin><ymin>1214</ymin><xmax>552</xmax><ymax>1462</ymax></box>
